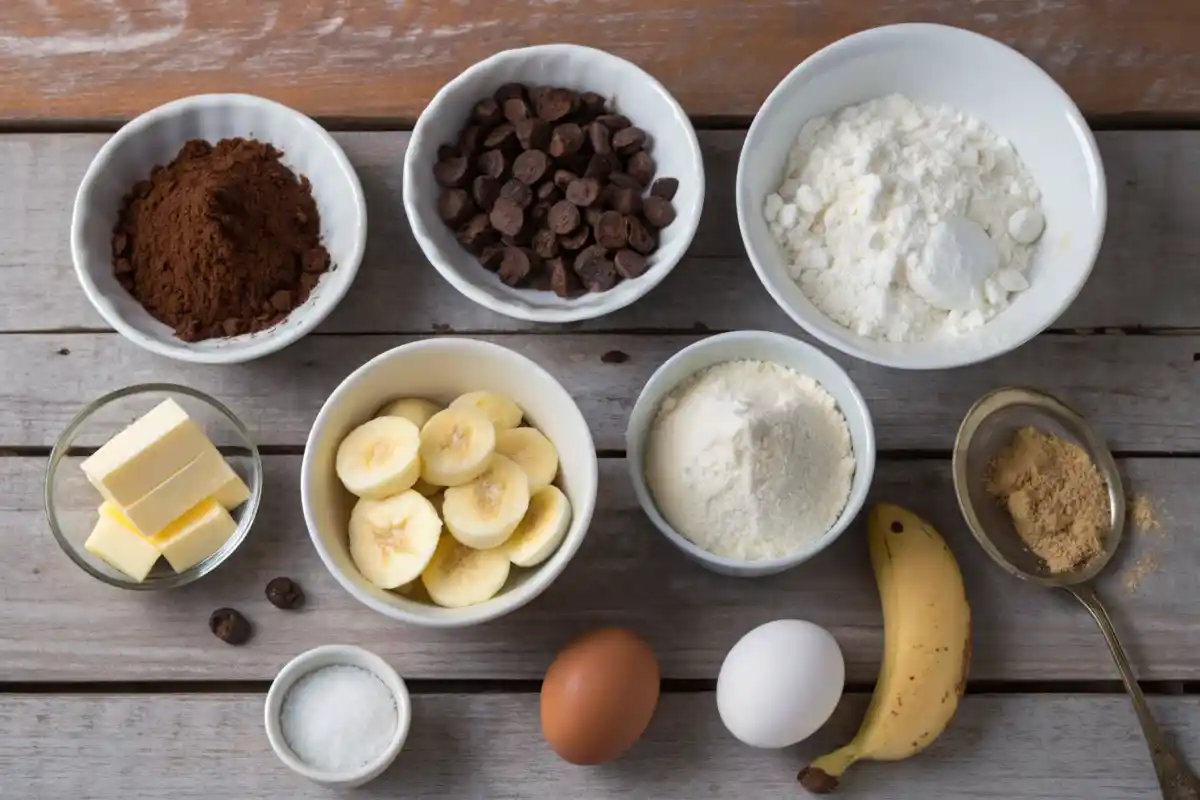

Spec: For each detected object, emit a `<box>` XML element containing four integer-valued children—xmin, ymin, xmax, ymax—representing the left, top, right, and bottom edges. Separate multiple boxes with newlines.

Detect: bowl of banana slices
<box><xmin>301</xmin><ymin>337</ymin><xmax>598</xmax><ymax>626</ymax></box>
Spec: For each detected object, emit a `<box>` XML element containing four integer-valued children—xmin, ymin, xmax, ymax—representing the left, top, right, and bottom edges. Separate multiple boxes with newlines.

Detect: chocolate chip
<box><xmin>477</xmin><ymin>149</ymin><xmax>506</xmax><ymax>179</ymax></box>
<box><xmin>502</xmin><ymin>227</ymin><xmax>532</xmax><ymax>247</ymax></box>
<box><xmin>575</xmin><ymin>247</ymin><xmax>617</xmax><ymax>292</ymax></box>
<box><xmin>587</xmin><ymin>121</ymin><xmax>612</xmax><ymax>155</ymax></box>
<box><xmin>537</xmin><ymin>88</ymin><xmax>577</xmax><ymax>121</ymax></box>
<box><xmin>433</xmin><ymin>155</ymin><xmax>471</xmax><ymax>188</ymax></box>
<box><xmin>472</xmin><ymin>175</ymin><xmax>502</xmax><ymax>211</ymax></box>
<box><xmin>498</xmin><ymin>247</ymin><xmax>534</xmax><ymax>286</ymax></box>
<box><xmin>480</xmin><ymin>244</ymin><xmax>505</xmax><ymax>271</ymax></box>
<box><xmin>548</xmin><ymin>199</ymin><xmax>581</xmax><ymax>235</ymax></box>
<box><xmin>578</xmin><ymin>91</ymin><xmax>607</xmax><ymax>119</ymax></box>
<box><xmin>595</xmin><ymin>211</ymin><xmax>629</xmax><ymax>250</ymax></box>
<box><xmin>614</xmin><ymin>249</ymin><xmax>648</xmax><ymax>279</ymax></box>
<box><xmin>608</xmin><ymin>171</ymin><xmax>641</xmax><ymax>190</ymax></box>
<box><xmin>553</xmin><ymin>169</ymin><xmax>578</xmax><ymax>190</ymax></box>
<box><xmin>500</xmin><ymin>178</ymin><xmax>533</xmax><ymax>208</ymax></box>
<box><xmin>548</xmin><ymin>123</ymin><xmax>584</xmax><ymax>158</ymax></box>
<box><xmin>595</xmin><ymin>113</ymin><xmax>631</xmax><ymax>131</ymax></box>
<box><xmin>536</xmin><ymin>181</ymin><xmax>561</xmax><ymax>203</ymax></box>
<box><xmin>584</xmin><ymin>152</ymin><xmax>619</xmax><ymax>180</ymax></box>
<box><xmin>530</xmin><ymin>201</ymin><xmax>551</xmax><ymax>227</ymax></box>
<box><xmin>266</xmin><ymin>577</ymin><xmax>305</xmax><ymax>610</ymax></box>
<box><xmin>494</xmin><ymin>82</ymin><xmax>527</xmax><ymax>104</ymax></box>
<box><xmin>527</xmin><ymin>85</ymin><xmax>552</xmax><ymax>108</ymax></box>
<box><xmin>626</xmin><ymin>151</ymin><xmax>655</xmax><ymax>187</ymax></box>
<box><xmin>472</xmin><ymin>98</ymin><xmax>504</xmax><ymax>126</ymax></box>
<box><xmin>437</xmin><ymin>144</ymin><xmax>458</xmax><ymax>162</ymax></box>
<box><xmin>610</xmin><ymin>186</ymin><xmax>642</xmax><ymax>216</ymax></box>
<box><xmin>650</xmin><ymin>177</ymin><xmax>679</xmax><ymax>201</ymax></box>
<box><xmin>611</xmin><ymin>126</ymin><xmax>647</xmax><ymax>154</ymax></box>
<box><xmin>209</xmin><ymin>608</ymin><xmax>251</xmax><ymax>645</ymax></box>
<box><xmin>489</xmin><ymin>198</ymin><xmax>525</xmax><ymax>237</ymax></box>
<box><xmin>458</xmin><ymin>213</ymin><xmax>498</xmax><ymax>253</ymax></box>
<box><xmin>601</xmin><ymin>349</ymin><xmax>630</xmax><ymax>363</ymax></box>
<box><xmin>642</xmin><ymin>195</ymin><xmax>677</xmax><ymax>228</ymax></box>
<box><xmin>504</xmin><ymin>96</ymin><xmax>532</xmax><ymax>123</ymax></box>
<box><xmin>458</xmin><ymin>125</ymin><xmax>484</xmax><ymax>155</ymax></box>
<box><xmin>585</xmin><ymin>206</ymin><xmax>604</xmax><ymax>229</ymax></box>
<box><xmin>513</xmin><ymin>150</ymin><xmax>551</xmax><ymax>185</ymax></box>
<box><xmin>566</xmin><ymin>177</ymin><xmax>602</xmax><ymax>207</ymax></box>
<box><xmin>438</xmin><ymin>188</ymin><xmax>475</xmax><ymax>227</ymax></box>
<box><xmin>533</xmin><ymin>228</ymin><xmax>560</xmax><ymax>259</ymax></box>
<box><xmin>559</xmin><ymin>225</ymin><xmax>591</xmax><ymax>251</ymax></box>
<box><xmin>549</xmin><ymin>257</ymin><xmax>584</xmax><ymax>297</ymax></box>
<box><xmin>482</xmin><ymin>123</ymin><xmax>516</xmax><ymax>150</ymax></box>
<box><xmin>515</xmin><ymin>118</ymin><xmax>551</xmax><ymax>151</ymax></box>
<box><xmin>627</xmin><ymin>215</ymin><xmax>657</xmax><ymax>254</ymax></box>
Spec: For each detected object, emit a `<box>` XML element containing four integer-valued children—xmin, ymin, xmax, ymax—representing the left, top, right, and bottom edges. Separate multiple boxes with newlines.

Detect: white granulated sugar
<box><xmin>763</xmin><ymin>94</ymin><xmax>1045</xmax><ymax>342</ymax></box>
<box><xmin>280</xmin><ymin>664</ymin><xmax>398</xmax><ymax>774</ymax></box>
<box><xmin>644</xmin><ymin>360</ymin><xmax>855</xmax><ymax>560</ymax></box>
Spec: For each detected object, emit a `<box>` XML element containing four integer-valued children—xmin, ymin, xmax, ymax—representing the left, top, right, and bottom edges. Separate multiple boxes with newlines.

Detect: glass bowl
<box><xmin>44</xmin><ymin>383</ymin><xmax>263</xmax><ymax>590</ymax></box>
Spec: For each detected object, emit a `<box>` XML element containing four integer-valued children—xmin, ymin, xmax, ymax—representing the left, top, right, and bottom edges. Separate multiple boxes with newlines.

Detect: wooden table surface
<box><xmin>2</xmin><ymin>3</ymin><xmax>1200</xmax><ymax>799</ymax></box>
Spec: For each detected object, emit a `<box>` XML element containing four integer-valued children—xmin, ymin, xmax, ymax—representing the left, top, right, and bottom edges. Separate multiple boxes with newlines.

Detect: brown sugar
<box><xmin>985</xmin><ymin>426</ymin><xmax>1110</xmax><ymax>574</ymax></box>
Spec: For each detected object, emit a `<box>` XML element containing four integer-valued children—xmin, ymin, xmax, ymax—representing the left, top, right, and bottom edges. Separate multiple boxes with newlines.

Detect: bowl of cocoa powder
<box><xmin>71</xmin><ymin>94</ymin><xmax>367</xmax><ymax>363</ymax></box>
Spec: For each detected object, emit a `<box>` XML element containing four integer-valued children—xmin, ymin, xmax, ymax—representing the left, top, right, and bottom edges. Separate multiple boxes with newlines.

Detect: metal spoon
<box><xmin>952</xmin><ymin>387</ymin><xmax>1200</xmax><ymax>800</ymax></box>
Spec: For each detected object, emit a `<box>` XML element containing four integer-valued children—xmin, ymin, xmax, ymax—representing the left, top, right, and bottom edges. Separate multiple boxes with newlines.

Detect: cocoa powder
<box><xmin>112</xmin><ymin>138</ymin><xmax>332</xmax><ymax>342</ymax></box>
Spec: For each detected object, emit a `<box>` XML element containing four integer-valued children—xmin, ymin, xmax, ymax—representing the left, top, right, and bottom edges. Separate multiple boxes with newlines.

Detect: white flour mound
<box><xmin>763</xmin><ymin>94</ymin><xmax>1044</xmax><ymax>342</ymax></box>
<box><xmin>644</xmin><ymin>360</ymin><xmax>855</xmax><ymax>561</ymax></box>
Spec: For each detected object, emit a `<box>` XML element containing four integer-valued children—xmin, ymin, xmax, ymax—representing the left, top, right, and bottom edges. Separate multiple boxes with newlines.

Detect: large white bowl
<box><xmin>626</xmin><ymin>331</ymin><xmax>876</xmax><ymax>577</ymax></box>
<box><xmin>72</xmin><ymin>94</ymin><xmax>367</xmax><ymax>364</ymax></box>
<box><xmin>302</xmin><ymin>338</ymin><xmax>598</xmax><ymax>626</ymax></box>
<box><xmin>736</xmin><ymin>24</ymin><xmax>1106</xmax><ymax>369</ymax></box>
<box><xmin>404</xmin><ymin>44</ymin><xmax>704</xmax><ymax>323</ymax></box>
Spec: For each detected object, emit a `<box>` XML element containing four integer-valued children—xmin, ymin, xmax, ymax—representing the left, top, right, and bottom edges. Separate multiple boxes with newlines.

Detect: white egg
<box><xmin>716</xmin><ymin>619</ymin><xmax>845</xmax><ymax>749</ymax></box>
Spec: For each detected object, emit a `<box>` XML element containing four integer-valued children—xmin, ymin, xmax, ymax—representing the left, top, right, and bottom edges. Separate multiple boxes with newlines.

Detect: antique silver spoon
<box><xmin>952</xmin><ymin>387</ymin><xmax>1200</xmax><ymax>800</ymax></box>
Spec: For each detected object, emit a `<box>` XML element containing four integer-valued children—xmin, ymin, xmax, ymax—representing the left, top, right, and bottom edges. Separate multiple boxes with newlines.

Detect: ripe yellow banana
<box><xmin>799</xmin><ymin>503</ymin><xmax>971</xmax><ymax>793</ymax></box>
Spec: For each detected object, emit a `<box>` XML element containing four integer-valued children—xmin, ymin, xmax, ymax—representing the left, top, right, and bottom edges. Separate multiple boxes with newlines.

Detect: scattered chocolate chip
<box><xmin>537</xmin><ymin>88</ymin><xmax>577</xmax><ymax>121</ymax></box>
<box><xmin>626</xmin><ymin>151</ymin><xmax>655</xmax><ymax>187</ymax></box>
<box><xmin>611</xmin><ymin>126</ymin><xmax>647</xmax><ymax>154</ymax></box>
<box><xmin>627</xmin><ymin>215</ymin><xmax>657</xmax><ymax>254</ymax></box>
<box><xmin>549</xmin><ymin>257</ymin><xmax>584</xmax><ymax>297</ymax></box>
<box><xmin>595</xmin><ymin>113</ymin><xmax>632</xmax><ymax>131</ymax></box>
<box><xmin>513</xmin><ymin>150</ymin><xmax>551</xmax><ymax>185</ymax></box>
<box><xmin>477</xmin><ymin>149</ymin><xmax>506</xmax><ymax>179</ymax></box>
<box><xmin>533</xmin><ymin>228</ymin><xmax>560</xmax><ymax>259</ymax></box>
<box><xmin>614</xmin><ymin>249</ymin><xmax>648</xmax><ymax>279</ymax></box>
<box><xmin>472</xmin><ymin>175</ymin><xmax>502</xmax><ymax>211</ymax></box>
<box><xmin>500</xmin><ymin>178</ymin><xmax>533</xmax><ymax>209</ymax></box>
<box><xmin>515</xmin><ymin>117</ymin><xmax>551</xmax><ymax>151</ymax></box>
<box><xmin>650</xmin><ymin>177</ymin><xmax>679</xmax><ymax>201</ymax></box>
<box><xmin>433</xmin><ymin>155</ymin><xmax>471</xmax><ymax>188</ymax></box>
<box><xmin>601</xmin><ymin>349</ymin><xmax>630</xmax><ymax>363</ymax></box>
<box><xmin>595</xmin><ymin>211</ymin><xmax>629</xmax><ymax>250</ymax></box>
<box><xmin>482</xmin><ymin>123</ymin><xmax>516</xmax><ymax>150</ymax></box>
<box><xmin>209</xmin><ymin>608</ymin><xmax>251</xmax><ymax>645</ymax></box>
<box><xmin>566</xmin><ymin>177</ymin><xmax>602</xmax><ymax>207</ymax></box>
<box><xmin>642</xmin><ymin>195</ymin><xmax>677</xmax><ymax>228</ymax></box>
<box><xmin>472</xmin><ymin>98</ymin><xmax>504</xmax><ymax>126</ymax></box>
<box><xmin>438</xmin><ymin>188</ymin><xmax>475</xmax><ymax>227</ymax></box>
<box><xmin>266</xmin><ymin>577</ymin><xmax>305</xmax><ymax>610</ymax></box>
<box><xmin>549</xmin><ymin>123</ymin><xmax>585</xmax><ymax>158</ymax></box>
<box><xmin>559</xmin><ymin>225</ymin><xmax>591</xmax><ymax>251</ymax></box>
<box><xmin>56</xmin><ymin>347</ymin><xmax>70</xmax><ymax>356</ymax></box>
<box><xmin>498</xmin><ymin>247</ymin><xmax>534</xmax><ymax>286</ymax></box>
<box><xmin>549</xmin><ymin>199</ymin><xmax>582</xmax><ymax>235</ymax></box>
<box><xmin>489</xmin><ymin>198</ymin><xmax>525</xmax><ymax>237</ymax></box>
<box><xmin>503</xmin><ymin>96</ymin><xmax>532</xmax><ymax>123</ymax></box>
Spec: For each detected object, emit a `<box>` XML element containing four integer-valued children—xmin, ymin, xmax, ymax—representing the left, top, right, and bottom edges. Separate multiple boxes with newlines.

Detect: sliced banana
<box><xmin>349</xmin><ymin>491</ymin><xmax>442</xmax><ymax>589</ymax></box>
<box><xmin>421</xmin><ymin>534</ymin><xmax>511</xmax><ymax>608</ymax></box>
<box><xmin>419</xmin><ymin>407</ymin><xmax>496</xmax><ymax>487</ymax></box>
<box><xmin>450</xmin><ymin>391</ymin><xmax>523</xmax><ymax>432</ymax></box>
<box><xmin>503</xmin><ymin>485</ymin><xmax>572</xmax><ymax>567</ymax></box>
<box><xmin>495</xmin><ymin>427</ymin><xmax>559</xmax><ymax>494</ymax></box>
<box><xmin>336</xmin><ymin>416</ymin><xmax>422</xmax><ymax>499</ymax></box>
<box><xmin>412</xmin><ymin>477</ymin><xmax>441</xmax><ymax>497</ymax></box>
<box><xmin>442</xmin><ymin>454</ymin><xmax>531</xmax><ymax>549</ymax></box>
<box><xmin>377</xmin><ymin>397</ymin><xmax>443</xmax><ymax>430</ymax></box>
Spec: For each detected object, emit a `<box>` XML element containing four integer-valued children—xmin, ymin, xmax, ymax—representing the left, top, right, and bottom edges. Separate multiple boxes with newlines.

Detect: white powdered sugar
<box><xmin>763</xmin><ymin>94</ymin><xmax>1045</xmax><ymax>342</ymax></box>
<box><xmin>644</xmin><ymin>360</ymin><xmax>855</xmax><ymax>561</ymax></box>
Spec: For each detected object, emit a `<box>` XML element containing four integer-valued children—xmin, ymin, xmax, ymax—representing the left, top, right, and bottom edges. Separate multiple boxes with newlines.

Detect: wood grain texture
<box><xmin>0</xmin><ymin>692</ymin><xmax>1192</xmax><ymax>798</ymax></box>
<box><xmin>1</xmin><ymin>131</ymin><xmax>1197</xmax><ymax>333</ymax></box>
<box><xmin>1</xmin><ymin>456</ymin><xmax>1192</xmax><ymax>681</ymax></box>
<box><xmin>4</xmin><ymin>332</ymin><xmax>1199</xmax><ymax>452</ymax></box>
<box><xmin>0</xmin><ymin>1</ymin><xmax>1197</xmax><ymax>121</ymax></box>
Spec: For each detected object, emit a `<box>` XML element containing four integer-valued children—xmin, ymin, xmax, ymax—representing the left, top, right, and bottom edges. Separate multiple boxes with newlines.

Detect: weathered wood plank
<box><xmin>0</xmin><ymin>692</ymin><xmax>1190</xmax><ymax>798</ymax></box>
<box><xmin>0</xmin><ymin>131</ymin><xmax>1197</xmax><ymax>332</ymax></box>
<box><xmin>0</xmin><ymin>1</ymin><xmax>1196</xmax><ymax>121</ymax></box>
<box><xmin>0</xmin><ymin>456</ymin><xmax>1191</xmax><ymax>681</ymax></box>
<box><xmin>3</xmin><ymin>333</ymin><xmax>1198</xmax><ymax>453</ymax></box>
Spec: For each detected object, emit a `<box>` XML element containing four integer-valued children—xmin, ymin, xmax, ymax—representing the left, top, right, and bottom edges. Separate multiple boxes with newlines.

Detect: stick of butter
<box><xmin>121</xmin><ymin>445</ymin><xmax>238</xmax><ymax>536</ymax></box>
<box><xmin>84</xmin><ymin>509</ymin><xmax>161</xmax><ymax>582</ymax></box>
<box><xmin>102</xmin><ymin>499</ymin><xmax>238</xmax><ymax>574</ymax></box>
<box><xmin>212</xmin><ymin>472</ymin><xmax>251</xmax><ymax>511</ymax></box>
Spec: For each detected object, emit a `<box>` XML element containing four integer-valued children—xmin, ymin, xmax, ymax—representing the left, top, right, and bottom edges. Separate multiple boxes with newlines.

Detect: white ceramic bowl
<box><xmin>736</xmin><ymin>24</ymin><xmax>1106</xmax><ymax>369</ymax></box>
<box><xmin>302</xmin><ymin>337</ymin><xmax>598</xmax><ymax>626</ymax></box>
<box><xmin>265</xmin><ymin>645</ymin><xmax>411</xmax><ymax>789</ymax></box>
<box><xmin>404</xmin><ymin>44</ymin><xmax>704</xmax><ymax>323</ymax></box>
<box><xmin>626</xmin><ymin>331</ymin><xmax>875</xmax><ymax>577</ymax></box>
<box><xmin>71</xmin><ymin>93</ymin><xmax>367</xmax><ymax>364</ymax></box>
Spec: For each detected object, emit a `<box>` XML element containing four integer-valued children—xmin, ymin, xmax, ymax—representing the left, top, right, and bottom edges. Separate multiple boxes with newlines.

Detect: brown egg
<box><xmin>540</xmin><ymin>627</ymin><xmax>660</xmax><ymax>765</ymax></box>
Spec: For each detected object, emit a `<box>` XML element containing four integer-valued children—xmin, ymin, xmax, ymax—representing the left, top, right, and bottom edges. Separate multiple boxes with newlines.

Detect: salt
<box><xmin>280</xmin><ymin>665</ymin><xmax>397</xmax><ymax>773</ymax></box>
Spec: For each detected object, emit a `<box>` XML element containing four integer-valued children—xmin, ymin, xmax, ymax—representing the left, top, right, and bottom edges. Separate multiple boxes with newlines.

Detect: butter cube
<box><xmin>121</xmin><ymin>445</ymin><xmax>238</xmax><ymax>536</ymax></box>
<box><xmin>212</xmin><ymin>473</ymin><xmax>251</xmax><ymax>511</ymax></box>
<box><xmin>81</xmin><ymin>399</ymin><xmax>210</xmax><ymax>507</ymax></box>
<box><xmin>151</xmin><ymin>499</ymin><xmax>238</xmax><ymax>573</ymax></box>
<box><xmin>84</xmin><ymin>511</ymin><xmax>161</xmax><ymax>582</ymax></box>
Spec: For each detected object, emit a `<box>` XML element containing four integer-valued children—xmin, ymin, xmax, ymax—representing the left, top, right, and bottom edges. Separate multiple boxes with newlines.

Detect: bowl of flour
<box><xmin>626</xmin><ymin>331</ymin><xmax>875</xmax><ymax>577</ymax></box>
<box><xmin>736</xmin><ymin>23</ymin><xmax>1106</xmax><ymax>369</ymax></box>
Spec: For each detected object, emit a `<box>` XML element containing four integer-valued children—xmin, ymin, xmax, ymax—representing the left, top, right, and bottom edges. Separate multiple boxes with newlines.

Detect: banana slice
<box><xmin>421</xmin><ymin>534</ymin><xmax>511</xmax><ymax>608</ymax></box>
<box><xmin>419</xmin><ymin>407</ymin><xmax>496</xmax><ymax>487</ymax></box>
<box><xmin>442</xmin><ymin>454</ymin><xmax>530</xmax><ymax>549</ymax></box>
<box><xmin>504</xmin><ymin>485</ymin><xmax>572</xmax><ymax>567</ymax></box>
<box><xmin>450</xmin><ymin>391</ymin><xmax>523</xmax><ymax>432</ymax></box>
<box><xmin>377</xmin><ymin>397</ymin><xmax>442</xmax><ymax>430</ymax></box>
<box><xmin>336</xmin><ymin>416</ymin><xmax>422</xmax><ymax>499</ymax></box>
<box><xmin>349</xmin><ymin>491</ymin><xmax>442</xmax><ymax>589</ymax></box>
<box><xmin>412</xmin><ymin>477</ymin><xmax>441</xmax><ymax>497</ymax></box>
<box><xmin>495</xmin><ymin>427</ymin><xmax>560</xmax><ymax>494</ymax></box>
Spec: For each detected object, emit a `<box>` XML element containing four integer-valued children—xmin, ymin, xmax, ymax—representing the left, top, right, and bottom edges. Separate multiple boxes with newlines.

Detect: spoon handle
<box><xmin>1070</xmin><ymin>584</ymin><xmax>1200</xmax><ymax>799</ymax></box>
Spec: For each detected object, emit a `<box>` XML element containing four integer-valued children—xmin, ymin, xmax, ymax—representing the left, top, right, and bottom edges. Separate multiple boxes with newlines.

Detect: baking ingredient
<box><xmin>419</xmin><ymin>406</ymin><xmax>497</xmax><ymax>486</ymax></box>
<box><xmin>717</xmin><ymin>620</ymin><xmax>844</xmax><ymax>749</ymax></box>
<box><xmin>1129</xmin><ymin>493</ymin><xmax>1161</xmax><ymax>532</ymax></box>
<box><xmin>449</xmin><ymin>391</ymin><xmax>523</xmax><ymax>431</ymax></box>
<box><xmin>985</xmin><ymin>426</ymin><xmax>1109</xmax><ymax>574</ymax></box>
<box><xmin>280</xmin><ymin>665</ymin><xmax>397</xmax><ymax>774</ymax></box>
<box><xmin>540</xmin><ymin>628</ymin><xmax>660</xmax><ymax>765</ymax></box>
<box><xmin>495</xmin><ymin>427</ymin><xmax>560</xmax><ymax>493</ymax></box>
<box><xmin>349</xmin><ymin>491</ymin><xmax>443</xmax><ymax>590</ymax></box>
<box><xmin>335</xmin><ymin>416</ymin><xmax>422</xmax><ymax>500</ymax></box>
<box><xmin>442</xmin><ymin>454</ymin><xmax>531</xmax><ymax>549</ymax></box>
<box><xmin>119</xmin><ymin>446</ymin><xmax>239</xmax><ymax>536</ymax></box>
<box><xmin>764</xmin><ymin>94</ymin><xmax>1044</xmax><ymax>341</ymax></box>
<box><xmin>213</xmin><ymin>472</ymin><xmax>252</xmax><ymax>509</ymax></box>
<box><xmin>84</xmin><ymin>509</ymin><xmax>162</xmax><ymax>582</ymax></box>
<box><xmin>644</xmin><ymin>359</ymin><xmax>855</xmax><ymax>560</ymax></box>
<box><xmin>147</xmin><ymin>498</ymin><xmax>237</xmax><ymax>572</ymax></box>
<box><xmin>209</xmin><ymin>607</ymin><xmax>252</xmax><ymax>645</ymax></box>
<box><xmin>377</xmin><ymin>397</ymin><xmax>442</xmax><ymax>429</ymax></box>
<box><xmin>420</xmin><ymin>534</ymin><xmax>511</xmax><ymax>608</ymax></box>
<box><xmin>266</xmin><ymin>576</ymin><xmax>305</xmax><ymax>610</ymax></box>
<box><xmin>112</xmin><ymin>138</ymin><xmax>332</xmax><ymax>342</ymax></box>
<box><xmin>503</xmin><ymin>486</ymin><xmax>572</xmax><ymax>567</ymax></box>
<box><xmin>799</xmin><ymin>504</ymin><xmax>971</xmax><ymax>793</ymax></box>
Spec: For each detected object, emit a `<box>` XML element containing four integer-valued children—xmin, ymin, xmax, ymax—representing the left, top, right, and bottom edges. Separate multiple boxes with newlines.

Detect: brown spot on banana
<box><xmin>798</xmin><ymin>767</ymin><xmax>840</xmax><ymax>794</ymax></box>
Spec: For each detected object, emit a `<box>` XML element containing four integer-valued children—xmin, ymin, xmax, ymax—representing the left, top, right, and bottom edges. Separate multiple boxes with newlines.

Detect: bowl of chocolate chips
<box><xmin>404</xmin><ymin>44</ymin><xmax>704</xmax><ymax>323</ymax></box>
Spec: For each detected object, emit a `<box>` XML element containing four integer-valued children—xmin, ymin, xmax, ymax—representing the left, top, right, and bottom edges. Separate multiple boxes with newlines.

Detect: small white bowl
<box><xmin>736</xmin><ymin>24</ymin><xmax>1106</xmax><ymax>369</ymax></box>
<box><xmin>71</xmin><ymin>93</ymin><xmax>367</xmax><ymax>364</ymax></box>
<box><xmin>626</xmin><ymin>331</ymin><xmax>875</xmax><ymax>577</ymax></box>
<box><xmin>404</xmin><ymin>44</ymin><xmax>704</xmax><ymax>323</ymax></box>
<box><xmin>301</xmin><ymin>337</ymin><xmax>598</xmax><ymax>626</ymax></box>
<box><xmin>264</xmin><ymin>645</ymin><xmax>411</xmax><ymax>789</ymax></box>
